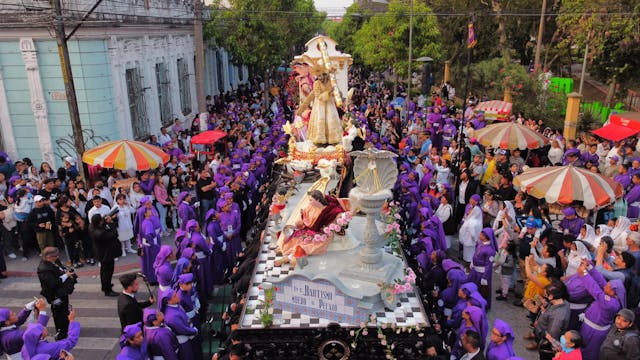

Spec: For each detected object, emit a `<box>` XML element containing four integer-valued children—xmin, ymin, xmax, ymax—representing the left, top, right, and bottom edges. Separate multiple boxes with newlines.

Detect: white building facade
<box><xmin>0</xmin><ymin>0</ymin><xmax>247</xmax><ymax>167</ymax></box>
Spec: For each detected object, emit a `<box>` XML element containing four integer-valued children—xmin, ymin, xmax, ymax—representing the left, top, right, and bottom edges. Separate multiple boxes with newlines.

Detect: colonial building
<box><xmin>0</xmin><ymin>0</ymin><xmax>247</xmax><ymax>167</ymax></box>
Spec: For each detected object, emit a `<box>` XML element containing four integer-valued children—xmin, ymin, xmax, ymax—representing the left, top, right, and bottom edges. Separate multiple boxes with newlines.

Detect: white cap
<box><xmin>33</xmin><ymin>195</ymin><xmax>45</xmax><ymax>202</ymax></box>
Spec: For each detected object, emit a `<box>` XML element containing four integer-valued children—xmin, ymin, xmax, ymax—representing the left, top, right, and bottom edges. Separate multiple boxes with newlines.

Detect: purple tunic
<box><xmin>615</xmin><ymin>173</ymin><xmax>631</xmax><ymax>190</ymax></box>
<box><xmin>163</xmin><ymin>304</ymin><xmax>197</xmax><ymax>360</ymax></box>
<box><xmin>116</xmin><ymin>344</ymin><xmax>146</xmax><ymax>360</ymax></box>
<box><xmin>177</xmin><ymin>203</ymin><xmax>197</xmax><ymax>231</ymax></box>
<box><xmin>144</xmin><ymin>326</ymin><xmax>179</xmax><ymax>360</ymax></box>
<box><xmin>625</xmin><ymin>183</ymin><xmax>640</xmax><ymax>218</ymax></box>
<box><xmin>579</xmin><ymin>270</ymin><xmax>622</xmax><ymax>360</ymax></box>
<box><xmin>559</xmin><ymin>216</ymin><xmax>585</xmax><ymax>237</ymax></box>
<box><xmin>0</xmin><ymin>311</ymin><xmax>48</xmax><ymax>355</ymax></box>
<box><xmin>190</xmin><ymin>231</ymin><xmax>213</xmax><ymax>296</ymax></box>
<box><xmin>564</xmin><ymin>274</ymin><xmax>593</xmax><ymax>330</ymax></box>
<box><xmin>486</xmin><ymin>319</ymin><xmax>515</xmax><ymax>360</ymax></box>
<box><xmin>218</xmin><ymin>209</ymin><xmax>241</xmax><ymax>263</ymax></box>
<box><xmin>140</xmin><ymin>219</ymin><xmax>161</xmax><ymax>283</ymax></box>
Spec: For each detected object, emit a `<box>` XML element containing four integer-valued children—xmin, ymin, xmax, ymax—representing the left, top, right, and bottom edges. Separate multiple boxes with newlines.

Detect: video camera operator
<box><xmin>37</xmin><ymin>247</ymin><xmax>77</xmax><ymax>340</ymax></box>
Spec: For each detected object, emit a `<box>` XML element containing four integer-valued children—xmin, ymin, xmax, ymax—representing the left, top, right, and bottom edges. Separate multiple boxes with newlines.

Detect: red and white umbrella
<box><xmin>82</xmin><ymin>140</ymin><xmax>169</xmax><ymax>171</ymax></box>
<box><xmin>474</xmin><ymin>122</ymin><xmax>549</xmax><ymax>150</ymax></box>
<box><xmin>513</xmin><ymin>165</ymin><xmax>623</xmax><ymax>209</ymax></box>
<box><xmin>474</xmin><ymin>100</ymin><xmax>512</xmax><ymax>121</ymax></box>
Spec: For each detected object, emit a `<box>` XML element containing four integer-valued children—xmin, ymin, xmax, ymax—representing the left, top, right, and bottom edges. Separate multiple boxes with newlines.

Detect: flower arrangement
<box><xmin>378</xmin><ymin>267</ymin><xmax>417</xmax><ymax>296</ymax></box>
<box><xmin>257</xmin><ymin>283</ymin><xmax>277</xmax><ymax>327</ymax></box>
<box><xmin>299</xmin><ymin>211</ymin><xmax>353</xmax><ymax>244</ymax></box>
<box><xmin>381</xmin><ymin>201</ymin><xmax>402</xmax><ymax>255</ymax></box>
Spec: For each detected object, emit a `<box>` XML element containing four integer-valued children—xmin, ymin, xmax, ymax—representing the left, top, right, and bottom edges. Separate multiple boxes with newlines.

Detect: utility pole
<box><xmin>534</xmin><ymin>0</ymin><xmax>547</xmax><ymax>71</ymax></box>
<box><xmin>52</xmin><ymin>0</ymin><xmax>85</xmax><ymax>180</ymax></box>
<box><xmin>194</xmin><ymin>0</ymin><xmax>206</xmax><ymax>114</ymax></box>
<box><xmin>406</xmin><ymin>0</ymin><xmax>414</xmax><ymax>101</ymax></box>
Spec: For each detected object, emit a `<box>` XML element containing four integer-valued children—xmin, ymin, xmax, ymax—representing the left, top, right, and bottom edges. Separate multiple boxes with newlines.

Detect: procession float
<box><xmin>235</xmin><ymin>36</ymin><xmax>430</xmax><ymax>359</ymax></box>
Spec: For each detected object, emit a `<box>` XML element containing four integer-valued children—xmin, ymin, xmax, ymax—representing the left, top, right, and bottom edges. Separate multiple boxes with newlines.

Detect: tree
<box><xmin>206</xmin><ymin>0</ymin><xmax>324</xmax><ymax>91</ymax></box>
<box><xmin>555</xmin><ymin>0</ymin><xmax>640</xmax><ymax>104</ymax></box>
<box><xmin>352</xmin><ymin>0</ymin><xmax>442</xmax><ymax>81</ymax></box>
<box><xmin>323</xmin><ymin>3</ymin><xmax>370</xmax><ymax>61</ymax></box>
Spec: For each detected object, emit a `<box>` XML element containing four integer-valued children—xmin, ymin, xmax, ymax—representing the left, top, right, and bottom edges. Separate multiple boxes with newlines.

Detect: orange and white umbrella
<box><xmin>475</xmin><ymin>122</ymin><xmax>549</xmax><ymax>150</ymax></box>
<box><xmin>514</xmin><ymin>165</ymin><xmax>623</xmax><ymax>209</ymax></box>
<box><xmin>475</xmin><ymin>100</ymin><xmax>512</xmax><ymax>121</ymax></box>
<box><xmin>82</xmin><ymin>140</ymin><xmax>169</xmax><ymax>171</ymax></box>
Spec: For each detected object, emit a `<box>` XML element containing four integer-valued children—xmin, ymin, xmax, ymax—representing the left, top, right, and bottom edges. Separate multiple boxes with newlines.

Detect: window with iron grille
<box><xmin>155</xmin><ymin>62</ymin><xmax>171</xmax><ymax>126</ymax></box>
<box><xmin>177</xmin><ymin>58</ymin><xmax>191</xmax><ymax>116</ymax></box>
<box><xmin>125</xmin><ymin>67</ymin><xmax>149</xmax><ymax>140</ymax></box>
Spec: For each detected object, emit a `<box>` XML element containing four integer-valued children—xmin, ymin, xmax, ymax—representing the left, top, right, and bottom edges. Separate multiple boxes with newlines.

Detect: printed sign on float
<box><xmin>273</xmin><ymin>276</ymin><xmax>368</xmax><ymax>325</ymax></box>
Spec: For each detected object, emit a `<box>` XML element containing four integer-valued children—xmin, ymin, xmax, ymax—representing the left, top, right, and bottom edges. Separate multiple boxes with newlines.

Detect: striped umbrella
<box><xmin>474</xmin><ymin>122</ymin><xmax>549</xmax><ymax>150</ymax></box>
<box><xmin>82</xmin><ymin>140</ymin><xmax>169</xmax><ymax>171</ymax></box>
<box><xmin>474</xmin><ymin>100</ymin><xmax>512</xmax><ymax>121</ymax></box>
<box><xmin>513</xmin><ymin>165</ymin><xmax>623</xmax><ymax>209</ymax></box>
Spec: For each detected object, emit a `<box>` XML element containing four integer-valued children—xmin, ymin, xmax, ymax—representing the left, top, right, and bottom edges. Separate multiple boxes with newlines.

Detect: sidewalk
<box><xmin>3</xmin><ymin>233</ymin><xmax>174</xmax><ymax>278</ymax></box>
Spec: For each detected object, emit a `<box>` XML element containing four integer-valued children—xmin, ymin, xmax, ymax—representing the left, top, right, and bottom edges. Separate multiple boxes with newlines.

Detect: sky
<box><xmin>313</xmin><ymin>0</ymin><xmax>354</xmax><ymax>16</ymax></box>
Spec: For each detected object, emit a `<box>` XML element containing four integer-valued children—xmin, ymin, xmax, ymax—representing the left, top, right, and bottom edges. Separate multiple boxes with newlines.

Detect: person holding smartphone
<box><xmin>37</xmin><ymin>247</ymin><xmax>76</xmax><ymax>340</ymax></box>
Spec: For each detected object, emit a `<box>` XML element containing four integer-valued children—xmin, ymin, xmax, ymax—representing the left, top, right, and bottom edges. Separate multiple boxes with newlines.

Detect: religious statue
<box><xmin>296</xmin><ymin>54</ymin><xmax>343</xmax><ymax>146</ymax></box>
<box><xmin>275</xmin><ymin>189</ymin><xmax>346</xmax><ymax>265</ymax></box>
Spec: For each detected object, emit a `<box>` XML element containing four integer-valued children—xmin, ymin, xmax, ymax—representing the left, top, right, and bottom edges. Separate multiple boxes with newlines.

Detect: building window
<box><xmin>155</xmin><ymin>62</ymin><xmax>171</xmax><ymax>126</ymax></box>
<box><xmin>125</xmin><ymin>67</ymin><xmax>149</xmax><ymax>140</ymax></box>
<box><xmin>177</xmin><ymin>58</ymin><xmax>191</xmax><ymax>116</ymax></box>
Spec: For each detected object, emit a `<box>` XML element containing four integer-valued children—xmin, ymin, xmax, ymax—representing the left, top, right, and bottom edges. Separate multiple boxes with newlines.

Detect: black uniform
<box><xmin>37</xmin><ymin>258</ymin><xmax>76</xmax><ymax>339</ymax></box>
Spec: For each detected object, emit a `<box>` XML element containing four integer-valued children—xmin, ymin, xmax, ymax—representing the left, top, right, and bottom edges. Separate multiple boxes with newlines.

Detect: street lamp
<box><xmin>415</xmin><ymin>56</ymin><xmax>433</xmax><ymax>95</ymax></box>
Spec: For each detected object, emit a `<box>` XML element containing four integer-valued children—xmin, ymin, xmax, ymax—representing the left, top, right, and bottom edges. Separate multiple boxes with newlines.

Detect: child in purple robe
<box><xmin>154</xmin><ymin>245</ymin><xmax>175</xmax><ymax>292</ymax></box>
<box><xmin>486</xmin><ymin>318</ymin><xmax>516</xmax><ymax>360</ymax></box>
<box><xmin>21</xmin><ymin>310</ymin><xmax>80</xmax><ymax>359</ymax></box>
<box><xmin>468</xmin><ymin>228</ymin><xmax>497</xmax><ymax>309</ymax></box>
<box><xmin>176</xmin><ymin>192</ymin><xmax>197</xmax><ymax>231</ymax></box>
<box><xmin>217</xmin><ymin>199</ymin><xmax>241</xmax><ymax>265</ymax></box>
<box><xmin>0</xmin><ymin>299</ymin><xmax>49</xmax><ymax>358</ymax></box>
<box><xmin>143</xmin><ymin>309</ymin><xmax>179</xmax><ymax>360</ymax></box>
<box><xmin>185</xmin><ymin>219</ymin><xmax>213</xmax><ymax>297</ymax></box>
<box><xmin>205</xmin><ymin>209</ymin><xmax>227</xmax><ymax>285</ymax></box>
<box><xmin>140</xmin><ymin>208</ymin><xmax>161</xmax><ymax>284</ymax></box>
<box><xmin>160</xmin><ymin>289</ymin><xmax>199</xmax><ymax>360</ymax></box>
<box><xmin>116</xmin><ymin>322</ymin><xmax>147</xmax><ymax>360</ymax></box>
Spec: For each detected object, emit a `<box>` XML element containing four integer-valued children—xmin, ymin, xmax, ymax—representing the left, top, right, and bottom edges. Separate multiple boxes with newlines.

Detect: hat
<box><xmin>562</xmin><ymin>207</ymin><xmax>576</xmax><ymax>216</ymax></box>
<box><xmin>139</xmin><ymin>196</ymin><xmax>150</xmax><ymax>205</ymax></box>
<box><xmin>64</xmin><ymin>156</ymin><xmax>75</xmax><ymax>166</ymax></box>
<box><xmin>33</xmin><ymin>195</ymin><xmax>44</xmax><ymax>203</ymax></box>
<box><xmin>8</xmin><ymin>175</ymin><xmax>21</xmax><ymax>184</ymax></box>
<box><xmin>143</xmin><ymin>308</ymin><xmax>158</xmax><ymax>326</ymax></box>
<box><xmin>178</xmin><ymin>273</ymin><xmax>194</xmax><ymax>284</ymax></box>
<box><xmin>181</xmin><ymin>247</ymin><xmax>194</xmax><ymax>260</ymax></box>
<box><xmin>176</xmin><ymin>191</ymin><xmax>190</xmax><ymax>204</ymax></box>
<box><xmin>526</xmin><ymin>219</ymin><xmax>538</xmax><ymax>228</ymax></box>
<box><xmin>496</xmin><ymin>149</ymin><xmax>507</xmax><ymax>156</ymax></box>
<box><xmin>469</xmin><ymin>138</ymin><xmax>477</xmax><ymax>143</ymax></box>
<box><xmin>0</xmin><ymin>308</ymin><xmax>10</xmax><ymax>323</ymax></box>
<box><xmin>617</xmin><ymin>308</ymin><xmax>635</xmax><ymax>323</ymax></box>
<box><xmin>629</xmin><ymin>232</ymin><xmax>640</xmax><ymax>246</ymax></box>
<box><xmin>470</xmin><ymin>194</ymin><xmax>481</xmax><ymax>203</ymax></box>
<box><xmin>119</xmin><ymin>322</ymin><xmax>143</xmax><ymax>348</ymax></box>
<box><xmin>610</xmin><ymin>155</ymin><xmax>619</xmax><ymax>162</ymax></box>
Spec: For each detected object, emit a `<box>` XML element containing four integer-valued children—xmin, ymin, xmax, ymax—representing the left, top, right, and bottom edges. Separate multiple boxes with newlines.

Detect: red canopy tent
<box><xmin>593</xmin><ymin>112</ymin><xmax>640</xmax><ymax>141</ymax></box>
<box><xmin>190</xmin><ymin>130</ymin><xmax>227</xmax><ymax>158</ymax></box>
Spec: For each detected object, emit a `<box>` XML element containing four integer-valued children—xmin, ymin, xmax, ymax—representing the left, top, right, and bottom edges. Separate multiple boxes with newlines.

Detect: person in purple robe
<box><xmin>440</xmin><ymin>259</ymin><xmax>467</xmax><ymax>315</ymax></box>
<box><xmin>143</xmin><ymin>308</ymin><xmax>179</xmax><ymax>360</ymax></box>
<box><xmin>486</xmin><ymin>318</ymin><xmax>516</xmax><ymax>360</ymax></box>
<box><xmin>217</xmin><ymin>199</ymin><xmax>241</xmax><ymax>265</ymax></box>
<box><xmin>165</xmin><ymin>142</ymin><xmax>184</xmax><ymax>159</ymax></box>
<box><xmin>447</xmin><ymin>282</ymin><xmax>487</xmax><ymax>329</ymax></box>
<box><xmin>160</xmin><ymin>289</ymin><xmax>199</xmax><ymax>360</ymax></box>
<box><xmin>467</xmin><ymin>228</ymin><xmax>497</xmax><ymax>310</ymax></box>
<box><xmin>414</xmin><ymin>228</ymin><xmax>435</xmax><ymax>272</ymax></box>
<box><xmin>133</xmin><ymin>196</ymin><xmax>158</xmax><ymax>241</ymax></box>
<box><xmin>625</xmin><ymin>174</ymin><xmax>640</xmax><ymax>218</ymax></box>
<box><xmin>139</xmin><ymin>208</ymin><xmax>161</xmax><ymax>284</ymax></box>
<box><xmin>451</xmin><ymin>305</ymin><xmax>488</xmax><ymax>359</ymax></box>
<box><xmin>176</xmin><ymin>273</ymin><xmax>201</xmax><ymax>328</ymax></box>
<box><xmin>559</xmin><ymin>207</ymin><xmax>585</xmax><ymax>237</ymax></box>
<box><xmin>429</xmin><ymin>214</ymin><xmax>448</xmax><ymax>251</ymax></box>
<box><xmin>116</xmin><ymin>322</ymin><xmax>147</xmax><ymax>360</ymax></box>
<box><xmin>442</xmin><ymin>118</ymin><xmax>457</xmax><ymax>147</ymax></box>
<box><xmin>575</xmin><ymin>261</ymin><xmax>625</xmax><ymax>360</ymax></box>
<box><xmin>0</xmin><ymin>299</ymin><xmax>49</xmax><ymax>358</ymax></box>
<box><xmin>581</xmin><ymin>144</ymin><xmax>599</xmax><ymax>166</ymax></box>
<box><xmin>138</xmin><ymin>172</ymin><xmax>155</xmax><ymax>196</ymax></box>
<box><xmin>615</xmin><ymin>165</ymin><xmax>632</xmax><ymax>191</ymax></box>
<box><xmin>563</xmin><ymin>273</ymin><xmax>593</xmax><ymax>331</ymax></box>
<box><xmin>185</xmin><ymin>219</ymin><xmax>212</xmax><ymax>297</ymax></box>
<box><xmin>176</xmin><ymin>192</ymin><xmax>196</xmax><ymax>231</ymax></box>
<box><xmin>205</xmin><ymin>209</ymin><xmax>227</xmax><ymax>285</ymax></box>
<box><xmin>154</xmin><ymin>245</ymin><xmax>175</xmax><ymax>292</ymax></box>
<box><xmin>21</xmin><ymin>310</ymin><xmax>80</xmax><ymax>359</ymax></box>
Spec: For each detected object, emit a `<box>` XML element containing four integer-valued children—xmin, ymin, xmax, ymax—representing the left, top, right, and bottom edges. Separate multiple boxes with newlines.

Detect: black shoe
<box><xmin>105</xmin><ymin>291</ymin><xmax>119</xmax><ymax>297</ymax></box>
<box><xmin>514</xmin><ymin>292</ymin><xmax>523</xmax><ymax>299</ymax></box>
<box><xmin>0</xmin><ymin>274</ymin><xmax>7</xmax><ymax>279</ymax></box>
<box><xmin>495</xmin><ymin>289</ymin><xmax>503</xmax><ymax>294</ymax></box>
<box><xmin>496</xmin><ymin>295</ymin><xmax>507</xmax><ymax>301</ymax></box>
<box><xmin>513</xmin><ymin>300</ymin><xmax>523</xmax><ymax>307</ymax></box>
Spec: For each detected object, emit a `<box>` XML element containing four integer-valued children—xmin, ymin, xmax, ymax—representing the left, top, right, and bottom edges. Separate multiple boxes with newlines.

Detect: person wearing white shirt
<box><xmin>158</xmin><ymin>127</ymin><xmax>172</xmax><ymax>146</ymax></box>
<box><xmin>87</xmin><ymin>196</ymin><xmax>111</xmax><ymax>223</ymax></box>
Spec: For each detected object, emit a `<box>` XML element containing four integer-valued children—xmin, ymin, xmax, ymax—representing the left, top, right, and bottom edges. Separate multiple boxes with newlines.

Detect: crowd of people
<box><xmin>1</xmin><ymin>66</ymin><xmax>640</xmax><ymax>360</ymax></box>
